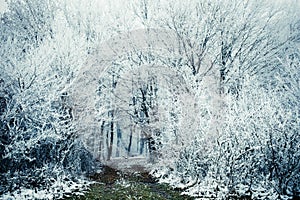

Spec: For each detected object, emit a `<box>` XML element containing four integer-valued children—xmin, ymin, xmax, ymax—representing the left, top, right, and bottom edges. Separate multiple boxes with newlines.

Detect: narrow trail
<box><xmin>102</xmin><ymin>157</ymin><xmax>151</xmax><ymax>173</ymax></box>
<box><xmin>65</xmin><ymin>158</ymin><xmax>194</xmax><ymax>200</ymax></box>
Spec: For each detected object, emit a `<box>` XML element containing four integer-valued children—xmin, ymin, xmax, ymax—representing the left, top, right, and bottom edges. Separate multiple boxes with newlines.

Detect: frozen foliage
<box><xmin>147</xmin><ymin>1</ymin><xmax>300</xmax><ymax>199</ymax></box>
<box><xmin>151</xmin><ymin>27</ymin><xmax>300</xmax><ymax>200</ymax></box>
<box><xmin>155</xmin><ymin>67</ymin><xmax>300</xmax><ymax>198</ymax></box>
<box><xmin>0</xmin><ymin>0</ymin><xmax>97</xmax><ymax>198</ymax></box>
<box><xmin>1</xmin><ymin>0</ymin><xmax>300</xmax><ymax>199</ymax></box>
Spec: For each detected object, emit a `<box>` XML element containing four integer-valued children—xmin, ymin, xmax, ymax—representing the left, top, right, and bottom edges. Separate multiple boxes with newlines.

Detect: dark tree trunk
<box><xmin>107</xmin><ymin>111</ymin><xmax>114</xmax><ymax>160</ymax></box>
<box><xmin>98</xmin><ymin>120</ymin><xmax>105</xmax><ymax>161</ymax></box>
<box><xmin>127</xmin><ymin>125</ymin><xmax>133</xmax><ymax>156</ymax></box>
<box><xmin>116</xmin><ymin>123</ymin><xmax>121</xmax><ymax>157</ymax></box>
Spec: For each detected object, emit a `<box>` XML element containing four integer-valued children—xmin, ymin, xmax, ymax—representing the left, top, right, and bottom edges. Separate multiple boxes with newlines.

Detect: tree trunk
<box><xmin>107</xmin><ymin>111</ymin><xmax>114</xmax><ymax>160</ymax></box>
<box><xmin>98</xmin><ymin>120</ymin><xmax>105</xmax><ymax>161</ymax></box>
<box><xmin>127</xmin><ymin>124</ymin><xmax>133</xmax><ymax>156</ymax></box>
<box><xmin>116</xmin><ymin>123</ymin><xmax>121</xmax><ymax>157</ymax></box>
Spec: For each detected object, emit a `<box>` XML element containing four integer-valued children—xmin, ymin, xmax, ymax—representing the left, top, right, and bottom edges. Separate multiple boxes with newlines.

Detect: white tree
<box><xmin>147</xmin><ymin>0</ymin><xmax>300</xmax><ymax>199</ymax></box>
<box><xmin>0</xmin><ymin>1</ymin><xmax>99</xmax><ymax>198</ymax></box>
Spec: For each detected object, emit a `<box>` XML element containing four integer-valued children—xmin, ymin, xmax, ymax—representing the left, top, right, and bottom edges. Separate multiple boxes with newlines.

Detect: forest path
<box><xmin>64</xmin><ymin>159</ymin><xmax>193</xmax><ymax>200</ymax></box>
<box><xmin>102</xmin><ymin>156</ymin><xmax>151</xmax><ymax>173</ymax></box>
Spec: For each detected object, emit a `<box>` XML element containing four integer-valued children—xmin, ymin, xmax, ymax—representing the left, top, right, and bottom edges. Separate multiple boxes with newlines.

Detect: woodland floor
<box><xmin>63</xmin><ymin>164</ymin><xmax>193</xmax><ymax>200</ymax></box>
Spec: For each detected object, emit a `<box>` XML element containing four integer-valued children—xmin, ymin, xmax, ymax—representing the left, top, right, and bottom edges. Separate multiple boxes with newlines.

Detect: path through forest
<box><xmin>64</xmin><ymin>158</ymin><xmax>193</xmax><ymax>200</ymax></box>
<box><xmin>102</xmin><ymin>156</ymin><xmax>150</xmax><ymax>173</ymax></box>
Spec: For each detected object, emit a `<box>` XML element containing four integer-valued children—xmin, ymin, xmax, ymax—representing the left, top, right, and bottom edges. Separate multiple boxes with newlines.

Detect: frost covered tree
<box><xmin>87</xmin><ymin>0</ymin><xmax>298</xmax><ymax>165</ymax></box>
<box><xmin>1</xmin><ymin>0</ymin><xmax>299</xmax><ymax>199</ymax></box>
<box><xmin>0</xmin><ymin>0</ymin><xmax>98</xmax><ymax>198</ymax></box>
<box><xmin>157</xmin><ymin>59</ymin><xmax>300</xmax><ymax>199</ymax></box>
<box><xmin>147</xmin><ymin>0</ymin><xmax>300</xmax><ymax>199</ymax></box>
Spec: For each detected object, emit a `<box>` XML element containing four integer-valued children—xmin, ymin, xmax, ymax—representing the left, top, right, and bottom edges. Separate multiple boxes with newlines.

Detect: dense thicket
<box><xmin>0</xmin><ymin>0</ymin><xmax>96</xmax><ymax>198</ymax></box>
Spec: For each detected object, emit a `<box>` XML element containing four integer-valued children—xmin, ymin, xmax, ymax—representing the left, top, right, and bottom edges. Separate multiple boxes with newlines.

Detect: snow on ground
<box><xmin>0</xmin><ymin>177</ymin><xmax>93</xmax><ymax>200</ymax></box>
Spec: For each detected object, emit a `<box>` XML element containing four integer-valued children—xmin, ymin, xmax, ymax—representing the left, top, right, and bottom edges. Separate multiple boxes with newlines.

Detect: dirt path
<box><xmin>65</xmin><ymin>164</ymin><xmax>194</xmax><ymax>200</ymax></box>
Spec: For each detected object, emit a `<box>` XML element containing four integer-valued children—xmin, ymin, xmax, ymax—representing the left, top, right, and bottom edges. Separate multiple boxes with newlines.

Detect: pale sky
<box><xmin>0</xmin><ymin>0</ymin><xmax>299</xmax><ymax>19</ymax></box>
<box><xmin>0</xmin><ymin>0</ymin><xmax>7</xmax><ymax>14</ymax></box>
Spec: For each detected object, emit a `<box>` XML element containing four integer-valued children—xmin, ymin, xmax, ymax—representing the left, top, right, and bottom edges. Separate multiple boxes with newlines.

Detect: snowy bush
<box><xmin>153</xmin><ymin>57</ymin><xmax>300</xmax><ymax>199</ymax></box>
<box><xmin>0</xmin><ymin>0</ymin><xmax>98</xmax><ymax>198</ymax></box>
<box><xmin>149</xmin><ymin>0</ymin><xmax>300</xmax><ymax>198</ymax></box>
